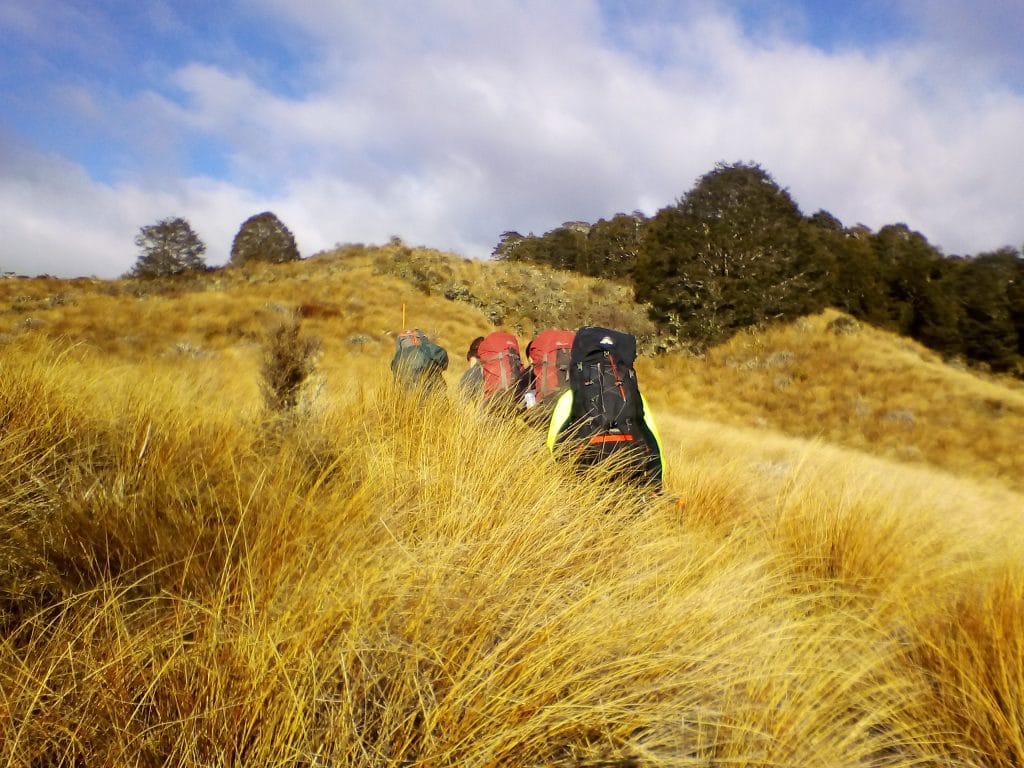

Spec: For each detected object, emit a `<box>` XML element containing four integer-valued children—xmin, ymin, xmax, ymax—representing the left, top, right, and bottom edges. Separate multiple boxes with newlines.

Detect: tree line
<box><xmin>128</xmin><ymin>211</ymin><xmax>301</xmax><ymax>278</ymax></box>
<box><xmin>493</xmin><ymin>163</ymin><xmax>1024</xmax><ymax>375</ymax></box>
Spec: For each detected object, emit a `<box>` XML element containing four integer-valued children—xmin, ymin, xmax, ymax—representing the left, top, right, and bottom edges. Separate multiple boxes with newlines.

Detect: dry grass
<box><xmin>640</xmin><ymin>309</ymin><xmax>1024</xmax><ymax>493</ymax></box>
<box><xmin>1</xmin><ymin>251</ymin><xmax>1023</xmax><ymax>765</ymax></box>
<box><xmin>365</xmin><ymin>241</ymin><xmax>658</xmax><ymax>346</ymax></box>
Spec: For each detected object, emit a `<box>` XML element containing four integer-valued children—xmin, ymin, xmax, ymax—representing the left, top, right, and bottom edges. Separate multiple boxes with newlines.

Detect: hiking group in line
<box><xmin>391</xmin><ymin>325</ymin><xmax>664</xmax><ymax>490</ymax></box>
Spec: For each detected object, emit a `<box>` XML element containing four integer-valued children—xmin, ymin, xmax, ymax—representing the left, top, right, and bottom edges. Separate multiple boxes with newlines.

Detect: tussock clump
<box><xmin>260</xmin><ymin>315</ymin><xmax>321</xmax><ymax>414</ymax></box>
<box><xmin>4</xmin><ymin>338</ymin><xmax>1022</xmax><ymax>765</ymax></box>
<box><xmin>906</xmin><ymin>567</ymin><xmax>1024</xmax><ymax>766</ymax></box>
<box><xmin>827</xmin><ymin>315</ymin><xmax>861</xmax><ymax>335</ymax></box>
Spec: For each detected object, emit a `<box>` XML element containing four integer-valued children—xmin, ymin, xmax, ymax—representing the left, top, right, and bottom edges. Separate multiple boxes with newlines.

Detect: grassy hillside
<box><xmin>1</xmin><ymin>246</ymin><xmax>1023</xmax><ymax>766</ymax></box>
<box><xmin>641</xmin><ymin>310</ymin><xmax>1024</xmax><ymax>494</ymax></box>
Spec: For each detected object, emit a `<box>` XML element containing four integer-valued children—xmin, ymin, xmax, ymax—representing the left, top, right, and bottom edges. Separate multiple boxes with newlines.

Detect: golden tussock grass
<box><xmin>641</xmin><ymin>309</ymin><xmax>1024</xmax><ymax>493</ymax></box>
<box><xmin>1</xmin><ymin>250</ymin><xmax>1023</xmax><ymax>765</ymax></box>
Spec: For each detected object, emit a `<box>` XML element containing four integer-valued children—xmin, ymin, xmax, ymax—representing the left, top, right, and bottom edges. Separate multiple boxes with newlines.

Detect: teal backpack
<box><xmin>391</xmin><ymin>329</ymin><xmax>448</xmax><ymax>392</ymax></box>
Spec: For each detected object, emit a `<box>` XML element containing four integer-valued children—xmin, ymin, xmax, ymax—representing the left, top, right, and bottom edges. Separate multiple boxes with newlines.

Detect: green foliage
<box><xmin>230</xmin><ymin>211</ymin><xmax>300</xmax><ymax>266</ymax></box>
<box><xmin>545</xmin><ymin>226</ymin><xmax>587</xmax><ymax>271</ymax></box>
<box><xmin>492</xmin><ymin>215</ymin><xmax>646</xmax><ymax>280</ymax></box>
<box><xmin>129</xmin><ymin>217</ymin><xmax>207</xmax><ymax>279</ymax></box>
<box><xmin>585</xmin><ymin>213</ymin><xmax>645</xmax><ymax>278</ymax></box>
<box><xmin>1008</xmin><ymin>250</ymin><xmax>1024</xmax><ymax>356</ymax></box>
<box><xmin>954</xmin><ymin>249</ymin><xmax>1021</xmax><ymax>372</ymax></box>
<box><xmin>871</xmin><ymin>225</ymin><xmax>942</xmax><ymax>331</ymax></box>
<box><xmin>491</xmin><ymin>162</ymin><xmax>1022</xmax><ymax>374</ymax></box>
<box><xmin>807</xmin><ymin>209</ymin><xmax>843</xmax><ymax>231</ymax></box>
<box><xmin>821</xmin><ymin>227</ymin><xmax>892</xmax><ymax>327</ymax></box>
<box><xmin>492</xmin><ymin>231</ymin><xmax>526</xmax><ymax>260</ymax></box>
<box><xmin>632</xmin><ymin>162</ymin><xmax>831</xmax><ymax>348</ymax></box>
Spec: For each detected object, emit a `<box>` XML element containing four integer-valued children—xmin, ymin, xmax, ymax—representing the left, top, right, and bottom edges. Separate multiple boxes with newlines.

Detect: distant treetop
<box><xmin>129</xmin><ymin>216</ymin><xmax>207</xmax><ymax>279</ymax></box>
<box><xmin>230</xmin><ymin>211</ymin><xmax>300</xmax><ymax>266</ymax></box>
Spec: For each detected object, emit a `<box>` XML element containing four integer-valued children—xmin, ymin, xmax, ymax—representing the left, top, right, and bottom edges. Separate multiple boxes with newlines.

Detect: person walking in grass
<box><xmin>391</xmin><ymin>328</ymin><xmax>449</xmax><ymax>397</ymax></box>
<box><xmin>458</xmin><ymin>336</ymin><xmax>485</xmax><ymax>399</ymax></box>
<box><xmin>521</xmin><ymin>328</ymin><xmax>575</xmax><ymax>426</ymax></box>
<box><xmin>461</xmin><ymin>332</ymin><xmax>533</xmax><ymax>415</ymax></box>
<box><xmin>547</xmin><ymin>326</ymin><xmax>664</xmax><ymax>490</ymax></box>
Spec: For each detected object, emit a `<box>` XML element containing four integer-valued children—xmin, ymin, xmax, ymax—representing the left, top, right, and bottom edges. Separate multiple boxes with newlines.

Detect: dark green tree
<box><xmin>819</xmin><ymin>224</ymin><xmax>892</xmax><ymax>326</ymax></box>
<box><xmin>634</xmin><ymin>204</ymin><xmax>720</xmax><ymax>342</ymax></box>
<box><xmin>129</xmin><ymin>217</ymin><xmax>207</xmax><ymax>278</ymax></box>
<box><xmin>633</xmin><ymin>162</ymin><xmax>832</xmax><ymax>347</ymax></box>
<box><xmin>492</xmin><ymin>231</ymin><xmax>527</xmax><ymax>261</ymax></box>
<box><xmin>808</xmin><ymin>209</ymin><xmax>844</xmax><ymax>231</ymax></box>
<box><xmin>870</xmin><ymin>224</ymin><xmax>961</xmax><ymax>353</ymax></box>
<box><xmin>585</xmin><ymin>213</ymin><xmax>646</xmax><ymax>279</ymax></box>
<box><xmin>1008</xmin><ymin>247</ymin><xmax>1024</xmax><ymax>356</ymax></box>
<box><xmin>910</xmin><ymin>261</ymin><xmax>962</xmax><ymax>357</ymax></box>
<box><xmin>230</xmin><ymin>211</ymin><xmax>300</xmax><ymax>265</ymax></box>
<box><xmin>493</xmin><ymin>229</ymin><xmax>562</xmax><ymax>268</ymax></box>
<box><xmin>955</xmin><ymin>249</ymin><xmax>1021</xmax><ymax>371</ymax></box>
<box><xmin>543</xmin><ymin>225</ymin><xmax>587</xmax><ymax>272</ymax></box>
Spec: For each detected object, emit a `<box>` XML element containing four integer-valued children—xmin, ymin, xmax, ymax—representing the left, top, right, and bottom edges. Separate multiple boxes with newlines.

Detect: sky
<box><xmin>1</xmin><ymin>0</ymin><xmax>1023</xmax><ymax>278</ymax></box>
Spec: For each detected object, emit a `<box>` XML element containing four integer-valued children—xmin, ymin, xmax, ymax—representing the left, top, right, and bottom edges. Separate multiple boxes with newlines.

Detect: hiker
<box><xmin>390</xmin><ymin>328</ymin><xmax>449</xmax><ymax>396</ymax></box>
<box><xmin>519</xmin><ymin>329</ymin><xmax>575</xmax><ymax>425</ymax></box>
<box><xmin>476</xmin><ymin>331</ymin><xmax>530</xmax><ymax>413</ymax></box>
<box><xmin>546</xmin><ymin>326</ymin><xmax>664</xmax><ymax>490</ymax></box>
<box><xmin>458</xmin><ymin>336</ymin><xmax>486</xmax><ymax>399</ymax></box>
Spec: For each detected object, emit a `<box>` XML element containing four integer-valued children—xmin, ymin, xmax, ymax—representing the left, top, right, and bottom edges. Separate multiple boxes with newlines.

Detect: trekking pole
<box><xmin>402</xmin><ymin>303</ymin><xmax>406</xmax><ymax>330</ymax></box>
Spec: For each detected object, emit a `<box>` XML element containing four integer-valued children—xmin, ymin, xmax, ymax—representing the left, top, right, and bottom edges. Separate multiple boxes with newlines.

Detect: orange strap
<box><xmin>589</xmin><ymin>434</ymin><xmax>634</xmax><ymax>444</ymax></box>
<box><xmin>606</xmin><ymin>351</ymin><xmax>627</xmax><ymax>401</ymax></box>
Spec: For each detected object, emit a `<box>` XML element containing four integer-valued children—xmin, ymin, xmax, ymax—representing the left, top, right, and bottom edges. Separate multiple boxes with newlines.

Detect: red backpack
<box><xmin>527</xmin><ymin>329</ymin><xmax>575</xmax><ymax>402</ymax></box>
<box><xmin>477</xmin><ymin>331</ymin><xmax>525</xmax><ymax>397</ymax></box>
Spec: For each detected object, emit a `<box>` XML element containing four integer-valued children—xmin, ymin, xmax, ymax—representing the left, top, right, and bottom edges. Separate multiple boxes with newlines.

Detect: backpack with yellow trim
<box><xmin>564</xmin><ymin>326</ymin><xmax>660</xmax><ymax>483</ymax></box>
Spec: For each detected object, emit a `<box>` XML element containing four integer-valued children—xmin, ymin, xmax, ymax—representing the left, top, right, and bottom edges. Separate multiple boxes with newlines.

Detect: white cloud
<box><xmin>896</xmin><ymin>0</ymin><xmax>1024</xmax><ymax>89</ymax></box>
<box><xmin>0</xmin><ymin>144</ymin><xmax>139</xmax><ymax>277</ymax></box>
<box><xmin>0</xmin><ymin>140</ymin><xmax>304</xmax><ymax>277</ymax></box>
<box><xmin>2</xmin><ymin>0</ymin><xmax>1023</xmax><ymax>278</ymax></box>
<box><xmin>250</xmin><ymin>2</ymin><xmax>1024</xmax><ymax>253</ymax></box>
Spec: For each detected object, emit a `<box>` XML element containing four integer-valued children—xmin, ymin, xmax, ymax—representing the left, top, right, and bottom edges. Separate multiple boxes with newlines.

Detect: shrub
<box><xmin>260</xmin><ymin>316</ymin><xmax>320</xmax><ymax>413</ymax></box>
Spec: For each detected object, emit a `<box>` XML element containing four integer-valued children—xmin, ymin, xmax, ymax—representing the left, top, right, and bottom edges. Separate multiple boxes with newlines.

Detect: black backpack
<box><xmin>562</xmin><ymin>326</ymin><xmax>661</xmax><ymax>485</ymax></box>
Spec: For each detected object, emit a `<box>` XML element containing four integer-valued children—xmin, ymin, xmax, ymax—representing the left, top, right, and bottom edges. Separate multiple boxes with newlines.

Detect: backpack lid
<box><xmin>396</xmin><ymin>328</ymin><xmax>429</xmax><ymax>350</ymax></box>
<box><xmin>477</xmin><ymin>331</ymin><xmax>524</xmax><ymax>395</ymax></box>
<box><xmin>528</xmin><ymin>329</ymin><xmax>575</xmax><ymax>367</ymax></box>
<box><xmin>477</xmin><ymin>331</ymin><xmax>521</xmax><ymax>361</ymax></box>
<box><xmin>528</xmin><ymin>329</ymin><xmax>575</xmax><ymax>401</ymax></box>
<box><xmin>392</xmin><ymin>329</ymin><xmax>448</xmax><ymax>375</ymax></box>
<box><xmin>571</xmin><ymin>326</ymin><xmax>637</xmax><ymax>367</ymax></box>
<box><xmin>566</xmin><ymin>326</ymin><xmax>644</xmax><ymax>437</ymax></box>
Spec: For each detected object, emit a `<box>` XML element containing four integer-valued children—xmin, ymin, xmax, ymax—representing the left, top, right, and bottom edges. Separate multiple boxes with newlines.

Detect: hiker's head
<box><xmin>467</xmin><ymin>336</ymin><xmax>484</xmax><ymax>361</ymax></box>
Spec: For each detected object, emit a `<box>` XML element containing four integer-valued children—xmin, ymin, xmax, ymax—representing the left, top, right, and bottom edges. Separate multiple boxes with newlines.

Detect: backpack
<box><xmin>391</xmin><ymin>329</ymin><xmax>448</xmax><ymax>391</ymax></box>
<box><xmin>477</xmin><ymin>331</ymin><xmax>526</xmax><ymax>398</ymax></box>
<box><xmin>563</xmin><ymin>326</ymin><xmax>661</xmax><ymax>484</ymax></box>
<box><xmin>527</xmin><ymin>329</ymin><xmax>575</xmax><ymax>403</ymax></box>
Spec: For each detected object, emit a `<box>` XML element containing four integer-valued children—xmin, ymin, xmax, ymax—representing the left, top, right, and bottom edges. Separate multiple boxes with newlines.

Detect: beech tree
<box><xmin>492</xmin><ymin>231</ymin><xmax>527</xmax><ymax>260</ymax></box>
<box><xmin>955</xmin><ymin>249</ymin><xmax>1021</xmax><ymax>371</ymax></box>
<box><xmin>230</xmin><ymin>211</ymin><xmax>300</xmax><ymax>266</ymax></box>
<box><xmin>633</xmin><ymin>162</ymin><xmax>830</xmax><ymax>346</ymax></box>
<box><xmin>129</xmin><ymin>217</ymin><xmax>207</xmax><ymax>278</ymax></box>
<box><xmin>585</xmin><ymin>213</ymin><xmax>646</xmax><ymax>278</ymax></box>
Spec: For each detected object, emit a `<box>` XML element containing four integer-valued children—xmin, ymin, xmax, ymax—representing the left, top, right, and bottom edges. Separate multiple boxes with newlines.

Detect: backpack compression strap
<box><xmin>605</xmin><ymin>351</ymin><xmax>627</xmax><ymax>401</ymax></box>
